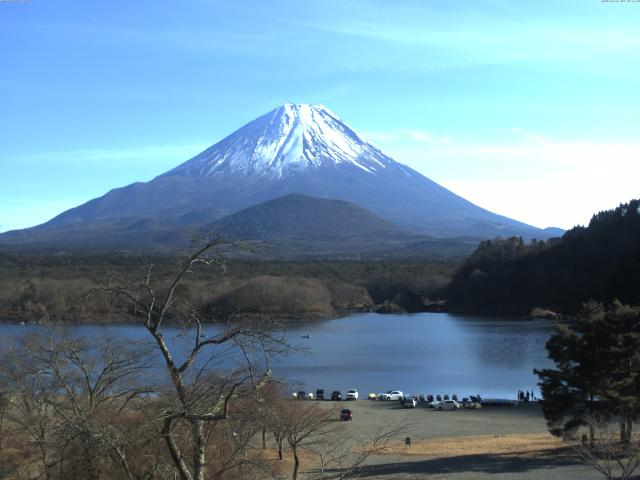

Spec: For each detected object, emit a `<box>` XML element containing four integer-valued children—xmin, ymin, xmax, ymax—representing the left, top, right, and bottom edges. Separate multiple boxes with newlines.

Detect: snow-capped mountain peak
<box><xmin>164</xmin><ymin>103</ymin><xmax>398</xmax><ymax>178</ymax></box>
<box><xmin>9</xmin><ymin>103</ymin><xmax>557</xmax><ymax>244</ymax></box>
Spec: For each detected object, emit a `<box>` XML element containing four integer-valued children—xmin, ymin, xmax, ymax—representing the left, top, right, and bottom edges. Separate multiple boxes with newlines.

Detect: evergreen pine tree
<box><xmin>535</xmin><ymin>301</ymin><xmax>640</xmax><ymax>445</ymax></box>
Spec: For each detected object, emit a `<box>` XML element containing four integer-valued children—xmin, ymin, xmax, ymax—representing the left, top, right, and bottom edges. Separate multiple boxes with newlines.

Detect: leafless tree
<box><xmin>576</xmin><ymin>414</ymin><xmax>640</xmax><ymax>480</ymax></box>
<box><xmin>308</xmin><ymin>423</ymin><xmax>408</xmax><ymax>480</ymax></box>
<box><xmin>278</xmin><ymin>402</ymin><xmax>338</xmax><ymax>480</ymax></box>
<box><xmin>0</xmin><ymin>331</ymin><xmax>155</xmax><ymax>480</ymax></box>
<box><xmin>0</xmin><ymin>392</ymin><xmax>17</xmax><ymax>480</ymax></box>
<box><xmin>108</xmin><ymin>241</ymin><xmax>287</xmax><ymax>480</ymax></box>
<box><xmin>0</xmin><ymin>340</ymin><xmax>59</xmax><ymax>479</ymax></box>
<box><xmin>251</xmin><ymin>381</ymin><xmax>289</xmax><ymax>460</ymax></box>
<box><xmin>205</xmin><ymin>400</ymin><xmax>270</xmax><ymax>480</ymax></box>
<box><xmin>263</xmin><ymin>395</ymin><xmax>408</xmax><ymax>480</ymax></box>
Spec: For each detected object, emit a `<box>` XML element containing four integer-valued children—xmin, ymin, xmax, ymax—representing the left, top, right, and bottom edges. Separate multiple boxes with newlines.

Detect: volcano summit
<box><xmin>0</xmin><ymin>103</ymin><xmax>559</xmax><ymax>252</ymax></box>
<box><xmin>163</xmin><ymin>103</ymin><xmax>397</xmax><ymax>178</ymax></box>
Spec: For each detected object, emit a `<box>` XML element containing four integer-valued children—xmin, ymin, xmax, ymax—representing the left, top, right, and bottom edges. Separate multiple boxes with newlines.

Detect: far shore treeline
<box><xmin>0</xmin><ymin>255</ymin><xmax>454</xmax><ymax>324</ymax></box>
<box><xmin>1</xmin><ymin>199</ymin><xmax>639</xmax><ymax>324</ymax></box>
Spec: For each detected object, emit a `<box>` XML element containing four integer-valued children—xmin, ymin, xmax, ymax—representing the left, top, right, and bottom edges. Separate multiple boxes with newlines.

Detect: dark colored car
<box><xmin>296</xmin><ymin>391</ymin><xmax>306</xmax><ymax>400</ymax></box>
<box><xmin>316</xmin><ymin>389</ymin><xmax>325</xmax><ymax>400</ymax></box>
<box><xmin>340</xmin><ymin>409</ymin><xmax>353</xmax><ymax>421</ymax></box>
<box><xmin>331</xmin><ymin>390</ymin><xmax>342</xmax><ymax>401</ymax></box>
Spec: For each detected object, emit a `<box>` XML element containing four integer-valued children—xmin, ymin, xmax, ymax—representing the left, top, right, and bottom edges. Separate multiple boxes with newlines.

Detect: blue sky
<box><xmin>1</xmin><ymin>0</ymin><xmax>639</xmax><ymax>232</ymax></box>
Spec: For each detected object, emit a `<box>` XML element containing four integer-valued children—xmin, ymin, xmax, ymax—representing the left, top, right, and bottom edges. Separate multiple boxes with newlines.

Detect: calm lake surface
<box><xmin>0</xmin><ymin>313</ymin><xmax>554</xmax><ymax>399</ymax></box>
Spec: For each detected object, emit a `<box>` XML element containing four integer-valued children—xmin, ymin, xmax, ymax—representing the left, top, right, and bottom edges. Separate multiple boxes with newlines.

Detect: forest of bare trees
<box><xmin>0</xmin><ymin>253</ymin><xmax>453</xmax><ymax>325</ymax></box>
<box><xmin>0</xmin><ymin>243</ymin><xmax>402</xmax><ymax>480</ymax></box>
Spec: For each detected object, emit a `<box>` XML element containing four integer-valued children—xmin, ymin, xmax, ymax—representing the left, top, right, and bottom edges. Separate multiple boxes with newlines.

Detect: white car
<box><xmin>346</xmin><ymin>389</ymin><xmax>359</xmax><ymax>400</ymax></box>
<box><xmin>378</xmin><ymin>390</ymin><xmax>403</xmax><ymax>401</ymax></box>
<box><xmin>436</xmin><ymin>400</ymin><xmax>461</xmax><ymax>411</ymax></box>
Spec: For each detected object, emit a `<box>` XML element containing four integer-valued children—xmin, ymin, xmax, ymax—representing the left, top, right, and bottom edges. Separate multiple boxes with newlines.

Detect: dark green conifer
<box><xmin>536</xmin><ymin>301</ymin><xmax>640</xmax><ymax>446</ymax></box>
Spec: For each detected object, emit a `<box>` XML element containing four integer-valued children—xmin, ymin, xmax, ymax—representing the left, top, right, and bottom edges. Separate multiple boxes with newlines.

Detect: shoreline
<box><xmin>0</xmin><ymin>309</ymin><xmax>566</xmax><ymax>326</ymax></box>
<box><xmin>0</xmin><ymin>302</ymin><xmax>571</xmax><ymax>325</ymax></box>
<box><xmin>0</xmin><ymin>308</ymin><xmax>563</xmax><ymax>326</ymax></box>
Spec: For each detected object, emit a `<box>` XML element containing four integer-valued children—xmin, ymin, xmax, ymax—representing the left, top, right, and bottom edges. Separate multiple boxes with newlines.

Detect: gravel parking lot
<box><xmin>297</xmin><ymin>399</ymin><xmax>602</xmax><ymax>480</ymax></box>
<box><xmin>325</xmin><ymin>399</ymin><xmax>549</xmax><ymax>440</ymax></box>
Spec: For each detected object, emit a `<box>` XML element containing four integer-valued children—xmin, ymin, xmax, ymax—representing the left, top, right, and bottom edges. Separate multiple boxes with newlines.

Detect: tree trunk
<box><xmin>274</xmin><ymin>433</ymin><xmax>283</xmax><ymax>460</ymax></box>
<box><xmin>624</xmin><ymin>418</ymin><xmax>633</xmax><ymax>451</ymax></box>
<box><xmin>192</xmin><ymin>420</ymin><xmax>207</xmax><ymax>480</ymax></box>
<box><xmin>162</xmin><ymin>417</ymin><xmax>193</xmax><ymax>480</ymax></box>
<box><xmin>589</xmin><ymin>423</ymin><xmax>595</xmax><ymax>450</ymax></box>
<box><xmin>292</xmin><ymin>445</ymin><xmax>300</xmax><ymax>480</ymax></box>
<box><xmin>620</xmin><ymin>419</ymin><xmax>629</xmax><ymax>447</ymax></box>
<box><xmin>262</xmin><ymin>427</ymin><xmax>267</xmax><ymax>449</ymax></box>
<box><xmin>37</xmin><ymin>442</ymin><xmax>52</xmax><ymax>480</ymax></box>
<box><xmin>79</xmin><ymin>433</ymin><xmax>100</xmax><ymax>480</ymax></box>
<box><xmin>112</xmin><ymin>445</ymin><xmax>137</xmax><ymax>480</ymax></box>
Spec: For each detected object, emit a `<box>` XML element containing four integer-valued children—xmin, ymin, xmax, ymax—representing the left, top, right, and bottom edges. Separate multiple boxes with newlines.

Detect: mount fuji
<box><xmin>0</xmin><ymin>103</ymin><xmax>561</xmax><ymax>253</ymax></box>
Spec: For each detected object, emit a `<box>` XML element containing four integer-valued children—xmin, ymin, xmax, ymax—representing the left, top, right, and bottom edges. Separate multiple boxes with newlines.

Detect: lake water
<box><xmin>0</xmin><ymin>313</ymin><xmax>554</xmax><ymax>400</ymax></box>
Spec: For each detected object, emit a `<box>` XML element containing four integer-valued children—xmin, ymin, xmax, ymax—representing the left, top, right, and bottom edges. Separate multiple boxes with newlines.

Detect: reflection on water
<box><xmin>275</xmin><ymin>313</ymin><xmax>553</xmax><ymax>398</ymax></box>
<box><xmin>0</xmin><ymin>313</ymin><xmax>554</xmax><ymax>399</ymax></box>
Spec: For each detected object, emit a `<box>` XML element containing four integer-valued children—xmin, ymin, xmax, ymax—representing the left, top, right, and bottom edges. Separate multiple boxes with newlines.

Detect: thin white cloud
<box><xmin>24</xmin><ymin>143</ymin><xmax>208</xmax><ymax>166</ymax></box>
<box><xmin>277</xmin><ymin>0</ymin><xmax>640</xmax><ymax>72</ymax></box>
<box><xmin>367</xmin><ymin>128</ymin><xmax>640</xmax><ymax>229</ymax></box>
<box><xmin>444</xmin><ymin>178</ymin><xmax>638</xmax><ymax>231</ymax></box>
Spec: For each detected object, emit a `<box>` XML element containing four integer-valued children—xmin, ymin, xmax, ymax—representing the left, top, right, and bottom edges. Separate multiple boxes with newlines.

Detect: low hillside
<box><xmin>202</xmin><ymin>275</ymin><xmax>373</xmax><ymax>320</ymax></box>
<box><xmin>0</xmin><ymin>194</ymin><xmax>479</xmax><ymax>260</ymax></box>
<box><xmin>209</xmin><ymin>193</ymin><xmax>405</xmax><ymax>240</ymax></box>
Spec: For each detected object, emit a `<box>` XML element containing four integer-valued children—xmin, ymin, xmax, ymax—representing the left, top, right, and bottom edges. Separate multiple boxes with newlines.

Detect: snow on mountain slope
<box><xmin>3</xmin><ymin>102</ymin><xmax>562</xmax><ymax>245</ymax></box>
<box><xmin>163</xmin><ymin>103</ymin><xmax>402</xmax><ymax>178</ymax></box>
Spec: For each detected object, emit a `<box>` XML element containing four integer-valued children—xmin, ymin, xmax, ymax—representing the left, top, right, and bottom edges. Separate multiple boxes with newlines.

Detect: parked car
<box><xmin>331</xmin><ymin>390</ymin><xmax>342</xmax><ymax>401</ymax></box>
<box><xmin>316</xmin><ymin>389</ymin><xmax>325</xmax><ymax>400</ymax></box>
<box><xmin>402</xmin><ymin>396</ymin><xmax>418</xmax><ymax>408</ymax></box>
<box><xmin>378</xmin><ymin>390</ymin><xmax>403</xmax><ymax>401</ymax></box>
<box><xmin>346</xmin><ymin>389</ymin><xmax>359</xmax><ymax>400</ymax></box>
<box><xmin>340</xmin><ymin>409</ymin><xmax>353</xmax><ymax>421</ymax></box>
<box><xmin>296</xmin><ymin>391</ymin><xmax>306</xmax><ymax>400</ymax></box>
<box><xmin>425</xmin><ymin>399</ymin><xmax>441</xmax><ymax>409</ymax></box>
<box><xmin>460</xmin><ymin>397</ymin><xmax>481</xmax><ymax>409</ymax></box>
<box><xmin>437</xmin><ymin>400</ymin><xmax>461</xmax><ymax>411</ymax></box>
<box><xmin>367</xmin><ymin>393</ymin><xmax>377</xmax><ymax>400</ymax></box>
<box><xmin>390</xmin><ymin>391</ymin><xmax>404</xmax><ymax>401</ymax></box>
<box><xmin>307</xmin><ymin>392</ymin><xmax>315</xmax><ymax>400</ymax></box>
